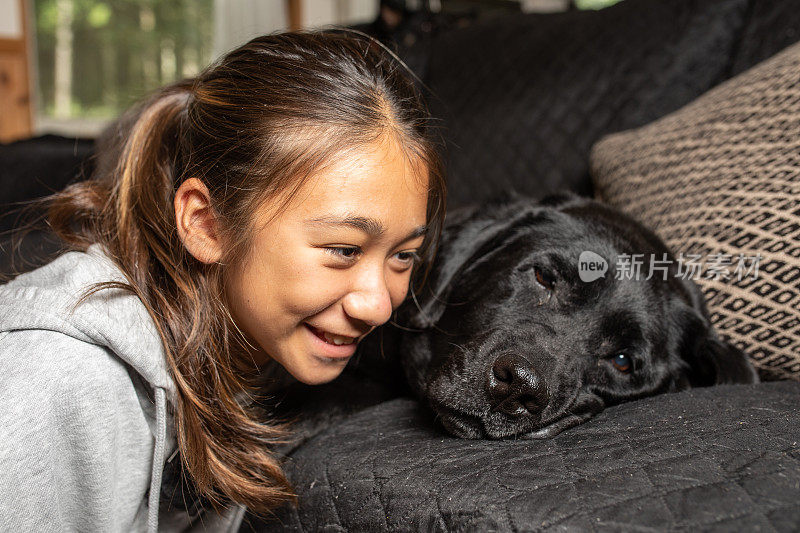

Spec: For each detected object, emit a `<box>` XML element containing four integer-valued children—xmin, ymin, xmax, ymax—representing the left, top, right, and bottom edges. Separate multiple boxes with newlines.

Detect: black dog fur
<box><xmin>394</xmin><ymin>195</ymin><xmax>758</xmax><ymax>439</ymax></box>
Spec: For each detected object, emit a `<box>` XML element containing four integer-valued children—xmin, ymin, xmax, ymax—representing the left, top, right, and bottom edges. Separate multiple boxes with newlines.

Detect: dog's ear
<box><xmin>688</xmin><ymin>335</ymin><xmax>759</xmax><ymax>386</ymax></box>
<box><xmin>405</xmin><ymin>203</ymin><xmax>549</xmax><ymax>329</ymax></box>
<box><xmin>537</xmin><ymin>191</ymin><xmax>584</xmax><ymax>208</ymax></box>
<box><xmin>672</xmin><ymin>279</ymin><xmax>758</xmax><ymax>386</ymax></box>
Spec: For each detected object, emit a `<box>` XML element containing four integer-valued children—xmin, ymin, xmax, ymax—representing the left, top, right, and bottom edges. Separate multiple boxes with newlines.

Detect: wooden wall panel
<box><xmin>0</xmin><ymin>0</ymin><xmax>32</xmax><ymax>143</ymax></box>
<box><xmin>286</xmin><ymin>0</ymin><xmax>303</xmax><ymax>30</ymax></box>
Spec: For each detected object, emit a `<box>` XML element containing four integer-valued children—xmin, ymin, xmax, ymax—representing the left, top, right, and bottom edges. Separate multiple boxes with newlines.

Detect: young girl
<box><xmin>0</xmin><ymin>31</ymin><xmax>445</xmax><ymax>531</ymax></box>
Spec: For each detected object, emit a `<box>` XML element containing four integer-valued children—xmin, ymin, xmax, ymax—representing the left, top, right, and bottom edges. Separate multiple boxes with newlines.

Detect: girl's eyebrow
<box><xmin>306</xmin><ymin>215</ymin><xmax>427</xmax><ymax>241</ymax></box>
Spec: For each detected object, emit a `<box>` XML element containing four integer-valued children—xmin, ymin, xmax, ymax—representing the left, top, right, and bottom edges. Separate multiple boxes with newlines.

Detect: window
<box><xmin>574</xmin><ymin>0</ymin><xmax>622</xmax><ymax>9</ymax></box>
<box><xmin>33</xmin><ymin>0</ymin><xmax>214</xmax><ymax>135</ymax></box>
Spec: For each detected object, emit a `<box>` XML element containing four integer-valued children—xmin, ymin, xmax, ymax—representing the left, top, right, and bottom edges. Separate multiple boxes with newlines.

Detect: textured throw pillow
<box><xmin>591</xmin><ymin>41</ymin><xmax>800</xmax><ymax>381</ymax></box>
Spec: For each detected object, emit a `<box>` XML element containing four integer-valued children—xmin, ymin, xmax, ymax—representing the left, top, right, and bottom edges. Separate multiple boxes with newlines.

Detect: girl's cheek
<box><xmin>388</xmin><ymin>272</ymin><xmax>412</xmax><ymax>308</ymax></box>
<box><xmin>284</xmin><ymin>270</ymin><xmax>347</xmax><ymax>314</ymax></box>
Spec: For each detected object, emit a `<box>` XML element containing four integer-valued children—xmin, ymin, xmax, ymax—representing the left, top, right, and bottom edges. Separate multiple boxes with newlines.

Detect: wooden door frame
<box><xmin>0</xmin><ymin>0</ymin><xmax>33</xmax><ymax>142</ymax></box>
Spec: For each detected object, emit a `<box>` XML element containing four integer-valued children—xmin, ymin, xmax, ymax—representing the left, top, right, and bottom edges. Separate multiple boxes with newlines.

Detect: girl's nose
<box><xmin>342</xmin><ymin>268</ymin><xmax>393</xmax><ymax>327</ymax></box>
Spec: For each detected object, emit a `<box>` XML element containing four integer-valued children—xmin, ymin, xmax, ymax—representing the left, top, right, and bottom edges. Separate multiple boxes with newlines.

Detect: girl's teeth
<box><xmin>323</xmin><ymin>332</ymin><xmax>354</xmax><ymax>345</ymax></box>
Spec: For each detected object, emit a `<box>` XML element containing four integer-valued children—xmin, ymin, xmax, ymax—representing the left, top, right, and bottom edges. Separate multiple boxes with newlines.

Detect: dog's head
<box><xmin>398</xmin><ymin>196</ymin><xmax>757</xmax><ymax>439</ymax></box>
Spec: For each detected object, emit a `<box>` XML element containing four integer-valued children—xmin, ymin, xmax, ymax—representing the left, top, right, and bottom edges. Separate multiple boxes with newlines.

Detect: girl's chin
<box><xmin>248</xmin><ymin>324</ymin><xmax>356</xmax><ymax>384</ymax></box>
<box><xmin>293</xmin><ymin>358</ymin><xmax>348</xmax><ymax>385</ymax></box>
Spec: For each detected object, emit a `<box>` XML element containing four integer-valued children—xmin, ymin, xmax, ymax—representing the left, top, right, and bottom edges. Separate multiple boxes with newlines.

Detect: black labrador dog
<box><xmin>394</xmin><ymin>195</ymin><xmax>758</xmax><ymax>439</ymax></box>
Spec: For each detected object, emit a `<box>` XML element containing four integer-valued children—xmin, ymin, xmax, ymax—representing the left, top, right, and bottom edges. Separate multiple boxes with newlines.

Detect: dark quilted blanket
<box><xmin>246</xmin><ymin>382</ymin><xmax>800</xmax><ymax>532</ymax></box>
<box><xmin>422</xmin><ymin>0</ymin><xmax>752</xmax><ymax>207</ymax></box>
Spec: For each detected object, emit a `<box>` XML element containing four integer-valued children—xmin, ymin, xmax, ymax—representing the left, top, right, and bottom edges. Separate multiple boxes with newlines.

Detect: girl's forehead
<box><xmin>296</xmin><ymin>139</ymin><xmax>428</xmax><ymax>208</ymax></box>
<box><xmin>255</xmin><ymin>139</ymin><xmax>429</xmax><ymax>231</ymax></box>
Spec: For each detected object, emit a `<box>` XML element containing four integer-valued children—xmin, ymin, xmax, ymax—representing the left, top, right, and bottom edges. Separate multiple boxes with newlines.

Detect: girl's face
<box><xmin>225</xmin><ymin>136</ymin><xmax>429</xmax><ymax>385</ymax></box>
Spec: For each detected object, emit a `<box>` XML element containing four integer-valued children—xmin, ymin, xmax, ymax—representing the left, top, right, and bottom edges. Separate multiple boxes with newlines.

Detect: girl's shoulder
<box><xmin>0</xmin><ymin>326</ymin><xmax>134</xmax><ymax>398</ymax></box>
<box><xmin>0</xmin><ymin>327</ymin><xmax>156</xmax><ymax>446</ymax></box>
<box><xmin>0</xmin><ymin>244</ymin><xmax>176</xmax><ymax>399</ymax></box>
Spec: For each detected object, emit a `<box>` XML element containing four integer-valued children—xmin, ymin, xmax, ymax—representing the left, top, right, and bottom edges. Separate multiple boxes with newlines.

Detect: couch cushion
<box><xmin>422</xmin><ymin>0</ymin><xmax>751</xmax><ymax>207</ymax></box>
<box><xmin>0</xmin><ymin>135</ymin><xmax>94</xmax><ymax>231</ymax></box>
<box><xmin>0</xmin><ymin>135</ymin><xmax>94</xmax><ymax>279</ymax></box>
<box><xmin>591</xmin><ymin>42</ymin><xmax>800</xmax><ymax>381</ymax></box>
<box><xmin>0</xmin><ymin>230</ymin><xmax>66</xmax><ymax>282</ymax></box>
<box><xmin>729</xmin><ymin>0</ymin><xmax>800</xmax><ymax>76</ymax></box>
<box><xmin>246</xmin><ymin>382</ymin><xmax>800</xmax><ymax>531</ymax></box>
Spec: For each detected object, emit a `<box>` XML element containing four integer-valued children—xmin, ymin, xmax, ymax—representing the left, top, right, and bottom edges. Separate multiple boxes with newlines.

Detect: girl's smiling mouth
<box><xmin>304</xmin><ymin>323</ymin><xmax>362</xmax><ymax>359</ymax></box>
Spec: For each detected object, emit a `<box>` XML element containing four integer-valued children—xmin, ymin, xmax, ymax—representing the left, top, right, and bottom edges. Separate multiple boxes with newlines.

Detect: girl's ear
<box><xmin>174</xmin><ymin>177</ymin><xmax>224</xmax><ymax>264</ymax></box>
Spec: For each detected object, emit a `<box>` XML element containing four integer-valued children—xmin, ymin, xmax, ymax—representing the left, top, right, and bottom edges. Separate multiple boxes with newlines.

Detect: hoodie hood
<box><xmin>0</xmin><ymin>243</ymin><xmax>176</xmax><ymax>402</ymax></box>
<box><xmin>0</xmin><ymin>243</ymin><xmax>175</xmax><ymax>532</ymax></box>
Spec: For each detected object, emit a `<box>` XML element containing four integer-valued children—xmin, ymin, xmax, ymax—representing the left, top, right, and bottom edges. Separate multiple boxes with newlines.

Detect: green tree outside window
<box><xmin>34</xmin><ymin>0</ymin><xmax>214</xmax><ymax>122</ymax></box>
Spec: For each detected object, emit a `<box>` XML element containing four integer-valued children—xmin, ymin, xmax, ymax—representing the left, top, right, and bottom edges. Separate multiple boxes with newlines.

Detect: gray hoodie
<box><xmin>0</xmin><ymin>244</ymin><xmax>246</xmax><ymax>532</ymax></box>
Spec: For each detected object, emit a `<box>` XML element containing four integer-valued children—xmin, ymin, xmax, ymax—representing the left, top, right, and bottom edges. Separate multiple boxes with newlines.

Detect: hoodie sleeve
<box><xmin>0</xmin><ymin>329</ymin><xmax>155</xmax><ymax>532</ymax></box>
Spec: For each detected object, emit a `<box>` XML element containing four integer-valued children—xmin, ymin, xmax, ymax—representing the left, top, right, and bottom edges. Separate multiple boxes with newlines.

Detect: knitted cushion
<box><xmin>591</xmin><ymin>42</ymin><xmax>800</xmax><ymax>381</ymax></box>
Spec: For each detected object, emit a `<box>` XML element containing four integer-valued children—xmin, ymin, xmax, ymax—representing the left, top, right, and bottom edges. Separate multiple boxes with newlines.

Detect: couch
<box><xmin>2</xmin><ymin>0</ymin><xmax>799</xmax><ymax>530</ymax></box>
<box><xmin>0</xmin><ymin>135</ymin><xmax>93</xmax><ymax>277</ymax></box>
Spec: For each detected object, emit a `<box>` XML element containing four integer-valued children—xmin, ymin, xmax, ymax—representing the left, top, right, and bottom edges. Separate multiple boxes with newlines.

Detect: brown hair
<box><xmin>28</xmin><ymin>31</ymin><xmax>445</xmax><ymax>515</ymax></box>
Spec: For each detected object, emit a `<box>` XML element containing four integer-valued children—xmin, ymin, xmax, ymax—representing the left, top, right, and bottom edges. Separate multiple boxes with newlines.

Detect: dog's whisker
<box><xmin>387</xmin><ymin>319</ymin><xmax>424</xmax><ymax>333</ymax></box>
<box><xmin>447</xmin><ymin>342</ymin><xmax>470</xmax><ymax>355</ymax></box>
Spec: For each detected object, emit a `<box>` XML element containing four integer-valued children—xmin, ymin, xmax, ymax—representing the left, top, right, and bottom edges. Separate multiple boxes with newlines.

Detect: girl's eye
<box><xmin>326</xmin><ymin>246</ymin><xmax>362</xmax><ymax>262</ymax></box>
<box><xmin>534</xmin><ymin>267</ymin><xmax>555</xmax><ymax>290</ymax></box>
<box><xmin>610</xmin><ymin>354</ymin><xmax>633</xmax><ymax>374</ymax></box>
<box><xmin>393</xmin><ymin>250</ymin><xmax>421</xmax><ymax>269</ymax></box>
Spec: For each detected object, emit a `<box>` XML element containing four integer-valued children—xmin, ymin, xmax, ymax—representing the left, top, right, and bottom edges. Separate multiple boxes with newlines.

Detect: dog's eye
<box><xmin>610</xmin><ymin>354</ymin><xmax>633</xmax><ymax>373</ymax></box>
<box><xmin>534</xmin><ymin>267</ymin><xmax>556</xmax><ymax>290</ymax></box>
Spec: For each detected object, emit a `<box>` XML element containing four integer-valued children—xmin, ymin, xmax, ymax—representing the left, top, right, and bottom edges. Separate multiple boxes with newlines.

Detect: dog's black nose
<box><xmin>487</xmin><ymin>354</ymin><xmax>549</xmax><ymax>417</ymax></box>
